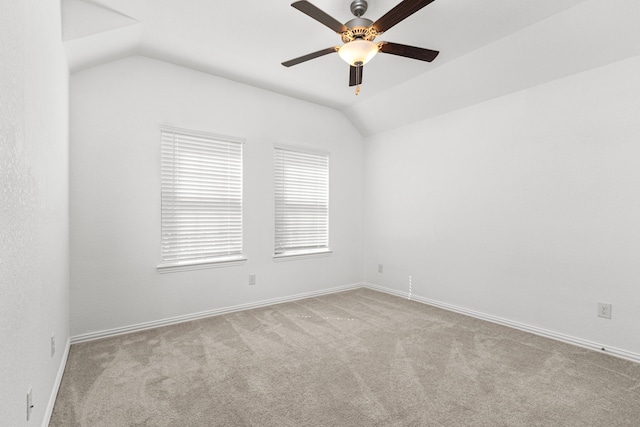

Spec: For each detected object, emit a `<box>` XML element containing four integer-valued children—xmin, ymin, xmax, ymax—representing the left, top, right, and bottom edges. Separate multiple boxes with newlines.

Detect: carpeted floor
<box><xmin>50</xmin><ymin>288</ymin><xmax>640</xmax><ymax>426</ymax></box>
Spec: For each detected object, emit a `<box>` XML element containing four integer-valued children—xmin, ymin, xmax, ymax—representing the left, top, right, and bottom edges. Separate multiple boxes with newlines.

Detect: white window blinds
<box><xmin>160</xmin><ymin>127</ymin><xmax>243</xmax><ymax>267</ymax></box>
<box><xmin>274</xmin><ymin>146</ymin><xmax>329</xmax><ymax>256</ymax></box>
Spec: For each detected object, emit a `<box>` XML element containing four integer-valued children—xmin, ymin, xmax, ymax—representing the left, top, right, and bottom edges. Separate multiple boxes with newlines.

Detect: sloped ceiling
<box><xmin>62</xmin><ymin>0</ymin><xmax>640</xmax><ymax>135</ymax></box>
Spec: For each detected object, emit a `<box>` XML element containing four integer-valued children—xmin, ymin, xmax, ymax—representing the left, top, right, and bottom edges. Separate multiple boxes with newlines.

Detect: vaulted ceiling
<box><xmin>62</xmin><ymin>0</ymin><xmax>640</xmax><ymax>135</ymax></box>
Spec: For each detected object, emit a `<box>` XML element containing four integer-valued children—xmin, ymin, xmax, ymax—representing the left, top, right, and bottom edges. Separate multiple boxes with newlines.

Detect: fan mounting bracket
<box><xmin>350</xmin><ymin>0</ymin><xmax>368</xmax><ymax>17</ymax></box>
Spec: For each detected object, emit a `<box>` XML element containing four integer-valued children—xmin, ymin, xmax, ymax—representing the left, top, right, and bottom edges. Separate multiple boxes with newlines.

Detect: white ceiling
<box><xmin>62</xmin><ymin>0</ymin><xmax>640</xmax><ymax>135</ymax></box>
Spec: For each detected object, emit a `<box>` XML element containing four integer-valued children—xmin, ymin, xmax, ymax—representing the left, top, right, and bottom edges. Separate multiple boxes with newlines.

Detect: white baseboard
<box><xmin>362</xmin><ymin>282</ymin><xmax>640</xmax><ymax>364</ymax></box>
<box><xmin>71</xmin><ymin>283</ymin><xmax>363</xmax><ymax>344</ymax></box>
<box><xmin>43</xmin><ymin>337</ymin><xmax>71</xmax><ymax>427</ymax></box>
<box><xmin>70</xmin><ymin>281</ymin><xmax>640</xmax><ymax>364</ymax></box>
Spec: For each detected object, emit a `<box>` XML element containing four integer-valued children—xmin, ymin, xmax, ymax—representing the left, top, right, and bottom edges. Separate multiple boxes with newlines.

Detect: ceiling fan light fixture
<box><xmin>338</xmin><ymin>39</ymin><xmax>378</xmax><ymax>66</ymax></box>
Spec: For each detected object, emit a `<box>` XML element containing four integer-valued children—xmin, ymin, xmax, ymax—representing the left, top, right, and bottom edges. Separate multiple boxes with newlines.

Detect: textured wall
<box><xmin>0</xmin><ymin>1</ymin><xmax>69</xmax><ymax>425</ymax></box>
<box><xmin>70</xmin><ymin>56</ymin><xmax>363</xmax><ymax>337</ymax></box>
<box><xmin>363</xmin><ymin>55</ymin><xmax>640</xmax><ymax>356</ymax></box>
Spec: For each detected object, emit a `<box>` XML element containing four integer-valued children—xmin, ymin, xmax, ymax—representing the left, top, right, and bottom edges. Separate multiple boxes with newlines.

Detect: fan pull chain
<box><xmin>355</xmin><ymin>85</ymin><xmax>360</xmax><ymax>96</ymax></box>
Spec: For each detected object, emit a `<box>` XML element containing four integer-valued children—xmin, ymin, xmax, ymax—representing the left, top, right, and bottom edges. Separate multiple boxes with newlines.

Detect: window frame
<box><xmin>157</xmin><ymin>125</ymin><xmax>246</xmax><ymax>273</ymax></box>
<box><xmin>273</xmin><ymin>143</ymin><xmax>331</xmax><ymax>261</ymax></box>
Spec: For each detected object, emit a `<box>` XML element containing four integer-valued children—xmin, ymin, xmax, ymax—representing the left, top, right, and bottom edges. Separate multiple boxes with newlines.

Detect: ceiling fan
<box><xmin>282</xmin><ymin>0</ymin><xmax>439</xmax><ymax>94</ymax></box>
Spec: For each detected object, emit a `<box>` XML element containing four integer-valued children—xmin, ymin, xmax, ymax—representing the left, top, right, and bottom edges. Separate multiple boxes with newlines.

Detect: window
<box><xmin>158</xmin><ymin>126</ymin><xmax>244</xmax><ymax>272</ymax></box>
<box><xmin>274</xmin><ymin>145</ymin><xmax>330</xmax><ymax>259</ymax></box>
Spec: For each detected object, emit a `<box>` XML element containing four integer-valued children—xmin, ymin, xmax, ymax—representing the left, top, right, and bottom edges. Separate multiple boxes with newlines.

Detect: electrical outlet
<box><xmin>26</xmin><ymin>388</ymin><xmax>33</xmax><ymax>421</ymax></box>
<box><xmin>51</xmin><ymin>334</ymin><xmax>55</xmax><ymax>358</ymax></box>
<box><xmin>597</xmin><ymin>302</ymin><xmax>612</xmax><ymax>319</ymax></box>
<box><xmin>378</xmin><ymin>264</ymin><xmax>383</xmax><ymax>273</ymax></box>
<box><xmin>249</xmin><ymin>274</ymin><xmax>256</xmax><ymax>285</ymax></box>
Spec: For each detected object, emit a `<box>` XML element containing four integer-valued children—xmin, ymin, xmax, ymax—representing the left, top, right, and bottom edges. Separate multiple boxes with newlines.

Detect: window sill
<box><xmin>157</xmin><ymin>256</ymin><xmax>247</xmax><ymax>274</ymax></box>
<box><xmin>273</xmin><ymin>250</ymin><xmax>332</xmax><ymax>262</ymax></box>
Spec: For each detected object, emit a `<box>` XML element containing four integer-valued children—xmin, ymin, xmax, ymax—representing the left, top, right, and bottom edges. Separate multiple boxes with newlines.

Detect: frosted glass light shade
<box><xmin>338</xmin><ymin>40</ymin><xmax>378</xmax><ymax>66</ymax></box>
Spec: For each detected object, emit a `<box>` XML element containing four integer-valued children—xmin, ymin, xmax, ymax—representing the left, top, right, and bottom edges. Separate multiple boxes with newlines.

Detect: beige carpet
<box><xmin>50</xmin><ymin>288</ymin><xmax>640</xmax><ymax>426</ymax></box>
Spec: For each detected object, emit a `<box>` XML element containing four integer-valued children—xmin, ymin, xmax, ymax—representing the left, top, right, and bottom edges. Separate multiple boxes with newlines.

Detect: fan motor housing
<box><xmin>342</xmin><ymin>18</ymin><xmax>376</xmax><ymax>43</ymax></box>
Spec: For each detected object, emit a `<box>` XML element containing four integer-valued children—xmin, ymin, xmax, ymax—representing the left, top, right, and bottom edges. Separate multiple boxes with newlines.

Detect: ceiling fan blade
<box><xmin>372</xmin><ymin>0</ymin><xmax>436</xmax><ymax>33</ymax></box>
<box><xmin>282</xmin><ymin>47</ymin><xmax>338</xmax><ymax>67</ymax></box>
<box><xmin>291</xmin><ymin>1</ymin><xmax>347</xmax><ymax>33</ymax></box>
<box><xmin>379</xmin><ymin>41</ymin><xmax>439</xmax><ymax>62</ymax></box>
<box><xmin>349</xmin><ymin>64</ymin><xmax>363</xmax><ymax>87</ymax></box>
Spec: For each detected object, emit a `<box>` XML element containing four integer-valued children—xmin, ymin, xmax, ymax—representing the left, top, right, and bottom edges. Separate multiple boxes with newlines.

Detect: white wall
<box><xmin>363</xmin><ymin>55</ymin><xmax>640</xmax><ymax>355</ymax></box>
<box><xmin>0</xmin><ymin>1</ymin><xmax>69</xmax><ymax>425</ymax></box>
<box><xmin>70</xmin><ymin>56</ymin><xmax>364</xmax><ymax>337</ymax></box>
